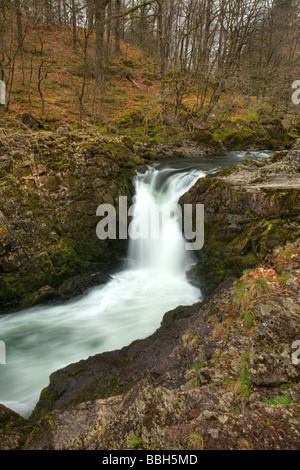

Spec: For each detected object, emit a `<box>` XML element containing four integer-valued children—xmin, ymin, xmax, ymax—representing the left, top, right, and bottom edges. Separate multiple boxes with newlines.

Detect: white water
<box><xmin>0</xmin><ymin>166</ymin><xmax>203</xmax><ymax>418</ymax></box>
<box><xmin>0</xmin><ymin>150</ymin><xmax>273</xmax><ymax>418</ymax></box>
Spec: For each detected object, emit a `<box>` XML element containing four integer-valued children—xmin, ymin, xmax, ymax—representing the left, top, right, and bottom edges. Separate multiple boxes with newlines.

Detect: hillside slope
<box><xmin>0</xmin><ymin>26</ymin><xmax>298</xmax><ymax>149</ymax></box>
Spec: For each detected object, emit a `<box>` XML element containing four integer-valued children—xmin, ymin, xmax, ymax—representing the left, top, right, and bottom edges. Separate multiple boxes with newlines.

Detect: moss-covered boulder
<box><xmin>213</xmin><ymin>118</ymin><xmax>296</xmax><ymax>150</ymax></box>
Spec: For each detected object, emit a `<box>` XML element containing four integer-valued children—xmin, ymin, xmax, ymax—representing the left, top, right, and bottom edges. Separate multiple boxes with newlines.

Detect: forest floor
<box><xmin>1</xmin><ymin>26</ymin><xmax>299</xmax><ymax>149</ymax></box>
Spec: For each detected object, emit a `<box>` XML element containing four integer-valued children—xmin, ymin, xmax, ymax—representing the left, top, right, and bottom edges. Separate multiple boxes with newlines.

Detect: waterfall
<box><xmin>0</xmin><ymin>166</ymin><xmax>203</xmax><ymax>418</ymax></box>
<box><xmin>128</xmin><ymin>167</ymin><xmax>204</xmax><ymax>274</ymax></box>
<box><xmin>0</xmin><ymin>150</ymin><xmax>273</xmax><ymax>418</ymax></box>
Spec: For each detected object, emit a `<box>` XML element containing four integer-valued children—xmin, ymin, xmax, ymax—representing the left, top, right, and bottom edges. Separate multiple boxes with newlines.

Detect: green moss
<box><xmin>29</xmin><ymin>386</ymin><xmax>59</xmax><ymax>422</ymax></box>
<box><xmin>244</xmin><ymin>311</ymin><xmax>256</xmax><ymax>329</ymax></box>
<box><xmin>161</xmin><ymin>305</ymin><xmax>192</xmax><ymax>325</ymax></box>
<box><xmin>194</xmin><ymin>213</ymin><xmax>299</xmax><ymax>298</ymax></box>
<box><xmin>265</xmin><ymin>393</ymin><xmax>292</xmax><ymax>406</ymax></box>
<box><xmin>194</xmin><ymin>231</ymin><xmax>258</xmax><ymax>298</ymax></box>
<box><xmin>236</xmin><ymin>354</ymin><xmax>252</xmax><ymax>401</ymax></box>
<box><xmin>213</xmin><ymin>121</ymin><xmax>296</xmax><ymax>150</ymax></box>
<box><xmin>127</xmin><ymin>431</ymin><xmax>143</xmax><ymax>449</ymax></box>
<box><xmin>193</xmin><ymin>362</ymin><xmax>203</xmax><ymax>372</ymax></box>
<box><xmin>216</xmin><ymin>166</ymin><xmax>237</xmax><ymax>177</ymax></box>
<box><xmin>192</xmin><ymin>129</ymin><xmax>223</xmax><ymax>152</ymax></box>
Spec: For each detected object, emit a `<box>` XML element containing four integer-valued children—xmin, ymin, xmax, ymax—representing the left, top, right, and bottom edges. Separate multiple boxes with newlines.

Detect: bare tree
<box><xmin>95</xmin><ymin>0</ymin><xmax>110</xmax><ymax>85</ymax></box>
<box><xmin>37</xmin><ymin>34</ymin><xmax>49</xmax><ymax>115</ymax></box>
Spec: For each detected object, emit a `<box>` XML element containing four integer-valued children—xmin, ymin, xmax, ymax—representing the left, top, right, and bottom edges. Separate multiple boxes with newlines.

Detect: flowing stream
<box><xmin>0</xmin><ymin>150</ymin><xmax>272</xmax><ymax>418</ymax></box>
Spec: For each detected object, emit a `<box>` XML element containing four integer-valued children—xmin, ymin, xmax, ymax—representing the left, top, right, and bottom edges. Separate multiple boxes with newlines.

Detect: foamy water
<box><xmin>0</xmin><ymin>150</ymin><xmax>272</xmax><ymax>417</ymax></box>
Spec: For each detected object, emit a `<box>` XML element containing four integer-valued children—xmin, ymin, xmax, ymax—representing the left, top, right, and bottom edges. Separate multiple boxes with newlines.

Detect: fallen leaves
<box><xmin>248</xmin><ymin>267</ymin><xmax>278</xmax><ymax>280</ymax></box>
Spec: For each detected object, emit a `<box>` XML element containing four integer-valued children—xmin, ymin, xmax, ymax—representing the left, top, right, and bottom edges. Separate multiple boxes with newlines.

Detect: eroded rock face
<box><xmin>0</xmin><ymin>129</ymin><xmax>141</xmax><ymax>312</ymax></box>
<box><xmin>15</xmin><ymin>239</ymin><xmax>299</xmax><ymax>450</ymax></box>
<box><xmin>179</xmin><ymin>147</ymin><xmax>300</xmax><ymax>297</ymax></box>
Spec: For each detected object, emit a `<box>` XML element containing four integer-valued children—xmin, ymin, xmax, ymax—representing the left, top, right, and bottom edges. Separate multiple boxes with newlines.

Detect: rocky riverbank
<box><xmin>0</xmin><ymin>129</ymin><xmax>143</xmax><ymax>312</ymax></box>
<box><xmin>1</xmin><ymin>238</ymin><xmax>299</xmax><ymax>450</ymax></box>
<box><xmin>180</xmin><ymin>145</ymin><xmax>300</xmax><ymax>297</ymax></box>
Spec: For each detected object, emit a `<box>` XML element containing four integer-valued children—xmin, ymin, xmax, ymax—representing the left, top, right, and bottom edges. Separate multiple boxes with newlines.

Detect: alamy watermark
<box><xmin>0</xmin><ymin>340</ymin><xmax>6</xmax><ymax>365</ymax></box>
<box><xmin>292</xmin><ymin>80</ymin><xmax>300</xmax><ymax>105</ymax></box>
<box><xmin>96</xmin><ymin>197</ymin><xmax>204</xmax><ymax>251</ymax></box>
<box><xmin>0</xmin><ymin>80</ymin><xmax>5</xmax><ymax>105</ymax></box>
<box><xmin>292</xmin><ymin>340</ymin><xmax>300</xmax><ymax>366</ymax></box>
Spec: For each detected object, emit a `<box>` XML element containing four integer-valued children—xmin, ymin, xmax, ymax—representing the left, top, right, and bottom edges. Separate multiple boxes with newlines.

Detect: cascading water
<box><xmin>128</xmin><ymin>167</ymin><xmax>204</xmax><ymax>274</ymax></box>
<box><xmin>0</xmin><ymin>150</ymin><xmax>273</xmax><ymax>418</ymax></box>
<box><xmin>0</xmin><ymin>166</ymin><xmax>203</xmax><ymax>418</ymax></box>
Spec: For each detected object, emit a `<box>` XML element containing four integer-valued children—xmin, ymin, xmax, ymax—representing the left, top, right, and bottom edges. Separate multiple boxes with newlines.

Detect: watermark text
<box><xmin>0</xmin><ymin>80</ymin><xmax>5</xmax><ymax>105</ymax></box>
<box><xmin>0</xmin><ymin>340</ymin><xmax>6</xmax><ymax>365</ymax></box>
<box><xmin>292</xmin><ymin>80</ymin><xmax>300</xmax><ymax>105</ymax></box>
<box><xmin>96</xmin><ymin>197</ymin><xmax>204</xmax><ymax>251</ymax></box>
<box><xmin>292</xmin><ymin>340</ymin><xmax>300</xmax><ymax>366</ymax></box>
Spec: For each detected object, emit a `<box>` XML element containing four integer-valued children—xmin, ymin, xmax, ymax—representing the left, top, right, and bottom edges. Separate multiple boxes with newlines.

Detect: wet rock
<box><xmin>57</xmin><ymin>272</ymin><xmax>111</xmax><ymax>301</ymax></box>
<box><xmin>21</xmin><ymin>285</ymin><xmax>58</xmax><ymax>308</ymax></box>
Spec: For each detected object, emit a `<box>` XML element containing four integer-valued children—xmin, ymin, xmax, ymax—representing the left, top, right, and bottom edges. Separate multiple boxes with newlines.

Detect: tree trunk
<box><xmin>14</xmin><ymin>0</ymin><xmax>23</xmax><ymax>51</ymax></box>
<box><xmin>114</xmin><ymin>0</ymin><xmax>122</xmax><ymax>55</ymax></box>
<box><xmin>95</xmin><ymin>0</ymin><xmax>108</xmax><ymax>86</ymax></box>
<box><xmin>105</xmin><ymin>1</ymin><xmax>112</xmax><ymax>63</ymax></box>
<box><xmin>157</xmin><ymin>0</ymin><xmax>166</xmax><ymax>121</ymax></box>
<box><xmin>201</xmin><ymin>77</ymin><xmax>226</xmax><ymax>122</ymax></box>
<box><xmin>87</xmin><ymin>1</ymin><xmax>94</xmax><ymax>31</ymax></box>
<box><xmin>72</xmin><ymin>0</ymin><xmax>77</xmax><ymax>51</ymax></box>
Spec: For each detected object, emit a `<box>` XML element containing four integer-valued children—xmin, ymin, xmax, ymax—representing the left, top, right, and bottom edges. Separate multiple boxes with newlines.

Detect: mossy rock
<box><xmin>193</xmin><ymin>129</ymin><xmax>224</xmax><ymax>151</ymax></box>
<box><xmin>213</xmin><ymin>121</ymin><xmax>296</xmax><ymax>150</ymax></box>
<box><xmin>0</xmin><ymin>131</ymin><xmax>139</xmax><ymax>311</ymax></box>
<box><xmin>0</xmin><ymin>404</ymin><xmax>29</xmax><ymax>450</ymax></box>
